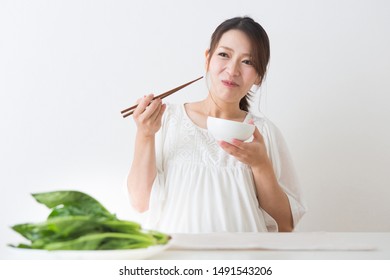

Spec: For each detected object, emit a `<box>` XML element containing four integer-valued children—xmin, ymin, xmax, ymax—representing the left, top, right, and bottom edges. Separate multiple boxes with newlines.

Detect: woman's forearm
<box><xmin>127</xmin><ymin>133</ymin><xmax>157</xmax><ymax>212</ymax></box>
<box><xmin>252</xmin><ymin>163</ymin><xmax>293</xmax><ymax>232</ymax></box>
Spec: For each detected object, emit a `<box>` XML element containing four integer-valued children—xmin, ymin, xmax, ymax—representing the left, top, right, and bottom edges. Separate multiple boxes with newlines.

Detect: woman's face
<box><xmin>206</xmin><ymin>29</ymin><xmax>260</xmax><ymax>106</ymax></box>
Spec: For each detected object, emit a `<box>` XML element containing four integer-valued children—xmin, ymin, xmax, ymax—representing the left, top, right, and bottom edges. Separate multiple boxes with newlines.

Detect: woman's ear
<box><xmin>205</xmin><ymin>49</ymin><xmax>210</xmax><ymax>71</ymax></box>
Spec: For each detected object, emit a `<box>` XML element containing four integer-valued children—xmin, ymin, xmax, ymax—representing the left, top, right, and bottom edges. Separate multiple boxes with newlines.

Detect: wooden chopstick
<box><xmin>121</xmin><ymin>76</ymin><xmax>203</xmax><ymax>118</ymax></box>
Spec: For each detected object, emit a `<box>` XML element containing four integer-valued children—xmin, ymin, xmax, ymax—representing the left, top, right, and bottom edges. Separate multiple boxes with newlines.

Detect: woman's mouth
<box><xmin>221</xmin><ymin>80</ymin><xmax>239</xmax><ymax>88</ymax></box>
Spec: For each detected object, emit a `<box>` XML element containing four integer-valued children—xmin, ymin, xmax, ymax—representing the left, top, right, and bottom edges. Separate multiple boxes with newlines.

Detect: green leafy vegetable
<box><xmin>9</xmin><ymin>190</ymin><xmax>170</xmax><ymax>250</ymax></box>
<box><xmin>44</xmin><ymin>232</ymin><xmax>156</xmax><ymax>250</ymax></box>
<box><xmin>32</xmin><ymin>190</ymin><xmax>115</xmax><ymax>219</ymax></box>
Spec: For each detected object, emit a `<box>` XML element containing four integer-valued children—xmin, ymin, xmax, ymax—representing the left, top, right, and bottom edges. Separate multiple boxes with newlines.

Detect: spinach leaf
<box><xmin>12</xmin><ymin>216</ymin><xmax>104</xmax><ymax>241</ymax></box>
<box><xmin>12</xmin><ymin>216</ymin><xmax>147</xmax><ymax>249</ymax></box>
<box><xmin>10</xmin><ymin>190</ymin><xmax>170</xmax><ymax>250</ymax></box>
<box><xmin>44</xmin><ymin>232</ymin><xmax>156</xmax><ymax>250</ymax></box>
<box><xmin>32</xmin><ymin>191</ymin><xmax>116</xmax><ymax>219</ymax></box>
<box><xmin>100</xmin><ymin>220</ymin><xmax>141</xmax><ymax>233</ymax></box>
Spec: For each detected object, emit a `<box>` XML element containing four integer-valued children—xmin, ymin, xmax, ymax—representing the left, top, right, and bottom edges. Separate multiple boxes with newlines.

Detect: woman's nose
<box><xmin>226</xmin><ymin>60</ymin><xmax>240</xmax><ymax>76</ymax></box>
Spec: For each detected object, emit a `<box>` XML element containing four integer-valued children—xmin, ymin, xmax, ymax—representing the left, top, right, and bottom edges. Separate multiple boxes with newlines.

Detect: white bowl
<box><xmin>207</xmin><ymin>116</ymin><xmax>255</xmax><ymax>143</ymax></box>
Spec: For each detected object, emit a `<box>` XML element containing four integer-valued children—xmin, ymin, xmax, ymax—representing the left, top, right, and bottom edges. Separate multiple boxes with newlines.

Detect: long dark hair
<box><xmin>207</xmin><ymin>16</ymin><xmax>270</xmax><ymax>112</ymax></box>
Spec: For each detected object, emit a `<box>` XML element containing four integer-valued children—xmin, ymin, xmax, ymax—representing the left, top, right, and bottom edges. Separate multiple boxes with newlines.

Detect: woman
<box><xmin>127</xmin><ymin>17</ymin><xmax>306</xmax><ymax>233</ymax></box>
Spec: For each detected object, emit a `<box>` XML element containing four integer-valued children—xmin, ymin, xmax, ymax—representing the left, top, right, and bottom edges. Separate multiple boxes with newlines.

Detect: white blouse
<box><xmin>140</xmin><ymin>103</ymin><xmax>306</xmax><ymax>233</ymax></box>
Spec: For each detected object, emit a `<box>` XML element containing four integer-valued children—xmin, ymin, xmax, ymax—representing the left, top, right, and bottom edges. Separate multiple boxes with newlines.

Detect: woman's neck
<box><xmin>202</xmin><ymin>95</ymin><xmax>247</xmax><ymax>122</ymax></box>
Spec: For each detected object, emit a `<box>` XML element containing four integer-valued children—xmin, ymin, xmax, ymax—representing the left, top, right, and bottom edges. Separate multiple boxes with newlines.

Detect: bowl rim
<box><xmin>207</xmin><ymin>116</ymin><xmax>255</xmax><ymax>128</ymax></box>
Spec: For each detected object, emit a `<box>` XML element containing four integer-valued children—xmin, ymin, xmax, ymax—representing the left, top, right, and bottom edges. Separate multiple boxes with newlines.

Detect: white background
<box><xmin>1</xmin><ymin>0</ymin><xmax>389</xmax><ymax>249</ymax></box>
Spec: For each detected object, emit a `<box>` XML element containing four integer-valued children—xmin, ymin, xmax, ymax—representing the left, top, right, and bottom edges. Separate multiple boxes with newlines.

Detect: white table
<box><xmin>2</xmin><ymin>232</ymin><xmax>388</xmax><ymax>279</ymax></box>
<box><xmin>152</xmin><ymin>232</ymin><xmax>390</xmax><ymax>259</ymax></box>
<box><xmin>1</xmin><ymin>232</ymin><xmax>389</xmax><ymax>260</ymax></box>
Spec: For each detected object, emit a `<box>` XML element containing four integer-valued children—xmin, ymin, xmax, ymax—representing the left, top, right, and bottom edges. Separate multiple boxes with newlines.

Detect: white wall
<box><xmin>1</xmin><ymin>0</ymin><xmax>389</xmax><ymax>248</ymax></box>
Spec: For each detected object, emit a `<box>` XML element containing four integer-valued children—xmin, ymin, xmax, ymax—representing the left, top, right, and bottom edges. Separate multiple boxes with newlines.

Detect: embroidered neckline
<box><xmin>181</xmin><ymin>103</ymin><xmax>252</xmax><ymax>132</ymax></box>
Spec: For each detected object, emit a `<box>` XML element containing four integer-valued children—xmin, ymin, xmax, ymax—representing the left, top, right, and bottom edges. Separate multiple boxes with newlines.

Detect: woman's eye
<box><xmin>218</xmin><ymin>52</ymin><xmax>229</xmax><ymax>58</ymax></box>
<box><xmin>242</xmin><ymin>60</ymin><xmax>253</xmax><ymax>66</ymax></box>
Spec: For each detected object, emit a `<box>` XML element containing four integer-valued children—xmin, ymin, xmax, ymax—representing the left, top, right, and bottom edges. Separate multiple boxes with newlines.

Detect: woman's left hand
<box><xmin>218</xmin><ymin>125</ymin><xmax>270</xmax><ymax>169</ymax></box>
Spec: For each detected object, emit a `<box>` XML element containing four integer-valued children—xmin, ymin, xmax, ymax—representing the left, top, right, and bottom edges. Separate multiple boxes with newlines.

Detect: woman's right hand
<box><xmin>132</xmin><ymin>94</ymin><xmax>166</xmax><ymax>137</ymax></box>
